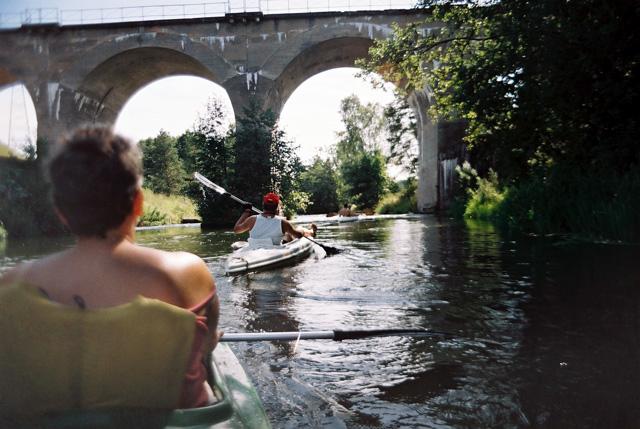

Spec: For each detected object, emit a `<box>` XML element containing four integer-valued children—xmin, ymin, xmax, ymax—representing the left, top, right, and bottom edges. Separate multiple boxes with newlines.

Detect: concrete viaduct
<box><xmin>0</xmin><ymin>9</ymin><xmax>464</xmax><ymax>212</ymax></box>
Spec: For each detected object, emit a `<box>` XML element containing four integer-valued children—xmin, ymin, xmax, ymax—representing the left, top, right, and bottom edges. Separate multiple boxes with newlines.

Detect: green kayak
<box><xmin>6</xmin><ymin>343</ymin><xmax>270</xmax><ymax>429</ymax></box>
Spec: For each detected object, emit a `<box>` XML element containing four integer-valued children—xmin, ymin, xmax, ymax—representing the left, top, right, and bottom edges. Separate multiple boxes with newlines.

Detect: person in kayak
<box><xmin>233</xmin><ymin>192</ymin><xmax>316</xmax><ymax>245</ymax></box>
<box><xmin>338</xmin><ymin>203</ymin><xmax>355</xmax><ymax>217</ymax></box>
<box><xmin>0</xmin><ymin>127</ymin><xmax>221</xmax><ymax>416</ymax></box>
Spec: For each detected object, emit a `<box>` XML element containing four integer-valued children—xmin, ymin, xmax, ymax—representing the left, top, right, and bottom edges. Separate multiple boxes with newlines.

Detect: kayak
<box><xmin>225</xmin><ymin>238</ymin><xmax>314</xmax><ymax>274</ymax></box>
<box><xmin>337</xmin><ymin>215</ymin><xmax>361</xmax><ymax>223</ymax></box>
<box><xmin>165</xmin><ymin>343</ymin><xmax>270</xmax><ymax>428</ymax></box>
<box><xmin>20</xmin><ymin>343</ymin><xmax>270</xmax><ymax>429</ymax></box>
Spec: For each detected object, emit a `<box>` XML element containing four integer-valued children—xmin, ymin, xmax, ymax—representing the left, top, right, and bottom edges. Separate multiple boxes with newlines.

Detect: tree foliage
<box><xmin>138</xmin><ymin>130</ymin><xmax>185</xmax><ymax>195</ymax></box>
<box><xmin>363</xmin><ymin>0</ymin><xmax>639</xmax><ymax>179</ymax></box>
<box><xmin>300</xmin><ymin>157</ymin><xmax>339</xmax><ymax>214</ymax></box>
<box><xmin>334</xmin><ymin>95</ymin><xmax>389</xmax><ymax>209</ymax></box>
<box><xmin>384</xmin><ymin>92</ymin><xmax>418</xmax><ymax>175</ymax></box>
<box><xmin>182</xmin><ymin>99</ymin><xmax>236</xmax><ymax>227</ymax></box>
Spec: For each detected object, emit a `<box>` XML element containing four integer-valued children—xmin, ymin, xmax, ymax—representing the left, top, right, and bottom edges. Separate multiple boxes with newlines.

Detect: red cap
<box><xmin>263</xmin><ymin>192</ymin><xmax>280</xmax><ymax>205</ymax></box>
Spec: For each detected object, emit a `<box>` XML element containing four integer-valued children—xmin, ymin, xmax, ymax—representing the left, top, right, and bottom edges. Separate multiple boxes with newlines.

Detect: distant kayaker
<box><xmin>233</xmin><ymin>192</ymin><xmax>316</xmax><ymax>245</ymax></box>
<box><xmin>0</xmin><ymin>126</ymin><xmax>221</xmax><ymax>416</ymax></box>
<box><xmin>338</xmin><ymin>203</ymin><xmax>355</xmax><ymax>217</ymax></box>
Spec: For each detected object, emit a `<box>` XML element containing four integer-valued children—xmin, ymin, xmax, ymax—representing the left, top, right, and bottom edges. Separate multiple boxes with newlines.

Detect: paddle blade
<box><xmin>194</xmin><ymin>172</ymin><xmax>226</xmax><ymax>195</ymax></box>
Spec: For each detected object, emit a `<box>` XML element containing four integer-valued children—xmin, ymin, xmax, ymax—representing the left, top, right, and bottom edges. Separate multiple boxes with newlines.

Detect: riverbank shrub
<box><xmin>138</xmin><ymin>188</ymin><xmax>199</xmax><ymax>226</ymax></box>
<box><xmin>376</xmin><ymin>178</ymin><xmax>417</xmax><ymax>214</ymax></box>
<box><xmin>0</xmin><ymin>158</ymin><xmax>65</xmax><ymax>238</ymax></box>
<box><xmin>455</xmin><ymin>165</ymin><xmax>640</xmax><ymax>243</ymax></box>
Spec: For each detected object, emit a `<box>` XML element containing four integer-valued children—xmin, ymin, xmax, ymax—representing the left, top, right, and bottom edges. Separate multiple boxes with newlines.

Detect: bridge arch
<box><xmin>77</xmin><ymin>47</ymin><xmax>219</xmax><ymax>125</ymax></box>
<box><xmin>268</xmin><ymin>37</ymin><xmax>373</xmax><ymax>114</ymax></box>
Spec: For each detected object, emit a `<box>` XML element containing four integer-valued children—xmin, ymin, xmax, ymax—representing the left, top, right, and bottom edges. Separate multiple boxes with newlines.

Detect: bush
<box><xmin>463</xmin><ymin>170</ymin><xmax>506</xmax><ymax>221</ymax></box>
<box><xmin>453</xmin><ymin>162</ymin><xmax>640</xmax><ymax>243</ymax></box>
<box><xmin>0</xmin><ymin>158</ymin><xmax>65</xmax><ymax>238</ymax></box>
<box><xmin>376</xmin><ymin>178</ymin><xmax>417</xmax><ymax>214</ymax></box>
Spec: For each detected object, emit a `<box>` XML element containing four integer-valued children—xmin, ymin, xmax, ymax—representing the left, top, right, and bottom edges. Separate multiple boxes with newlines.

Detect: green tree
<box><xmin>384</xmin><ymin>92</ymin><xmax>418</xmax><ymax>175</ymax></box>
<box><xmin>334</xmin><ymin>95</ymin><xmax>389</xmax><ymax>209</ymax></box>
<box><xmin>138</xmin><ymin>131</ymin><xmax>185</xmax><ymax>195</ymax></box>
<box><xmin>233</xmin><ymin>98</ymin><xmax>307</xmax><ymax>217</ymax></box>
<box><xmin>363</xmin><ymin>0</ymin><xmax>639</xmax><ymax>178</ymax></box>
<box><xmin>184</xmin><ymin>98</ymin><xmax>237</xmax><ymax>227</ymax></box>
<box><xmin>270</xmin><ymin>124</ymin><xmax>308</xmax><ymax>217</ymax></box>
<box><xmin>300</xmin><ymin>157</ymin><xmax>339</xmax><ymax>214</ymax></box>
<box><xmin>232</xmin><ymin>99</ymin><xmax>273</xmax><ymax>206</ymax></box>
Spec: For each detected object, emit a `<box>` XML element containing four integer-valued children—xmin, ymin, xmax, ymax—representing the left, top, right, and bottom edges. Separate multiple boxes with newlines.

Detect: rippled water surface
<box><xmin>1</xmin><ymin>216</ymin><xmax>639</xmax><ymax>428</ymax></box>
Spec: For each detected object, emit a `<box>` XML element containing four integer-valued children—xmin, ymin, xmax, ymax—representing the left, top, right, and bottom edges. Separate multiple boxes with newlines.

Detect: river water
<box><xmin>1</xmin><ymin>215</ymin><xmax>639</xmax><ymax>428</ymax></box>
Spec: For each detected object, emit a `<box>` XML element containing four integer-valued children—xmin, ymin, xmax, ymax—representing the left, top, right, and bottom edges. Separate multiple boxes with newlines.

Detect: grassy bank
<box><xmin>454</xmin><ymin>163</ymin><xmax>640</xmax><ymax>243</ymax></box>
<box><xmin>375</xmin><ymin>179</ymin><xmax>417</xmax><ymax>214</ymax></box>
<box><xmin>138</xmin><ymin>188</ymin><xmax>200</xmax><ymax>226</ymax></box>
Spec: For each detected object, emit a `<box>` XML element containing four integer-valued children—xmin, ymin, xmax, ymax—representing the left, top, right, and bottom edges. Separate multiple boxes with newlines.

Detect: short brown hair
<box><xmin>47</xmin><ymin>126</ymin><xmax>142</xmax><ymax>237</ymax></box>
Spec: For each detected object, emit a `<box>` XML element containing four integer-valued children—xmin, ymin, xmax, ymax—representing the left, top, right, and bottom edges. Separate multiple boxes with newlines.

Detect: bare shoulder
<box><xmin>135</xmin><ymin>246</ymin><xmax>214</xmax><ymax>305</ymax></box>
<box><xmin>0</xmin><ymin>252</ymin><xmax>64</xmax><ymax>288</ymax></box>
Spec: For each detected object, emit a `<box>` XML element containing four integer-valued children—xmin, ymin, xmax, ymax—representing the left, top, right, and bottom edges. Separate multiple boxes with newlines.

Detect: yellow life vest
<box><xmin>0</xmin><ymin>283</ymin><xmax>196</xmax><ymax>415</ymax></box>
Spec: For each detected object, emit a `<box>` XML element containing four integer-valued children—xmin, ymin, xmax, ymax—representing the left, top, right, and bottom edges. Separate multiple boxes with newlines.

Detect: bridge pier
<box><xmin>32</xmin><ymin>80</ymin><xmax>117</xmax><ymax>156</ymax></box>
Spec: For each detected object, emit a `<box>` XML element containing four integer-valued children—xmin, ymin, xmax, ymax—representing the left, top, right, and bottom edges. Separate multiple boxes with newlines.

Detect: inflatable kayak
<box><xmin>225</xmin><ymin>238</ymin><xmax>314</xmax><ymax>274</ymax></box>
<box><xmin>14</xmin><ymin>343</ymin><xmax>270</xmax><ymax>429</ymax></box>
<box><xmin>337</xmin><ymin>215</ymin><xmax>361</xmax><ymax>223</ymax></box>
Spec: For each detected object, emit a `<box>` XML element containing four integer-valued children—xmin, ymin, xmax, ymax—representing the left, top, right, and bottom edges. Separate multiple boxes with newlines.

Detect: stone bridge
<box><xmin>0</xmin><ymin>9</ymin><xmax>464</xmax><ymax>212</ymax></box>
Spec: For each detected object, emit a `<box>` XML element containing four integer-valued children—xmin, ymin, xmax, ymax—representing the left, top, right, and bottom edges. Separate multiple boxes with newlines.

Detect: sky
<box><xmin>0</xmin><ymin>0</ymin><xmax>406</xmax><ymax>167</ymax></box>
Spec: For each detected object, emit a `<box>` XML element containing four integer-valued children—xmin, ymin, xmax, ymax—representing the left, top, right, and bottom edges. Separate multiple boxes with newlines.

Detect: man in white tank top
<box><xmin>233</xmin><ymin>192</ymin><xmax>316</xmax><ymax>246</ymax></box>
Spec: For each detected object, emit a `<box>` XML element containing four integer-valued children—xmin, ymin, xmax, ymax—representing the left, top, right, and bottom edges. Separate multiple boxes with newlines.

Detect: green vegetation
<box><xmin>0</xmin><ymin>157</ymin><xmax>65</xmax><ymax>239</ymax></box>
<box><xmin>138</xmin><ymin>188</ymin><xmax>199</xmax><ymax>227</ymax></box>
<box><xmin>139</xmin><ymin>131</ymin><xmax>185</xmax><ymax>195</ymax></box>
<box><xmin>333</xmin><ymin>95</ymin><xmax>390</xmax><ymax>211</ymax></box>
<box><xmin>300</xmin><ymin>157</ymin><xmax>339</xmax><ymax>214</ymax></box>
<box><xmin>376</xmin><ymin>178</ymin><xmax>417</xmax><ymax>214</ymax></box>
<box><xmin>362</xmin><ymin>0</ymin><xmax>639</xmax><ymax>241</ymax></box>
<box><xmin>453</xmin><ymin>162</ymin><xmax>640</xmax><ymax>242</ymax></box>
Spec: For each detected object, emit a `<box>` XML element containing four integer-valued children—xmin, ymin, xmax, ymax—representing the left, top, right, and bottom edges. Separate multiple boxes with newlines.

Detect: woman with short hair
<box><xmin>0</xmin><ymin>126</ymin><xmax>220</xmax><ymax>416</ymax></box>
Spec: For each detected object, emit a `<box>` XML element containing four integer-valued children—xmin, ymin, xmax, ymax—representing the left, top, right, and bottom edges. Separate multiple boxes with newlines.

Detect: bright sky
<box><xmin>0</xmin><ymin>0</ymin><xmax>405</xmax><ymax>166</ymax></box>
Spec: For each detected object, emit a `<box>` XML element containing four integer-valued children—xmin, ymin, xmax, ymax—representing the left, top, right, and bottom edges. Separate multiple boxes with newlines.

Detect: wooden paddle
<box><xmin>194</xmin><ymin>172</ymin><xmax>341</xmax><ymax>255</ymax></box>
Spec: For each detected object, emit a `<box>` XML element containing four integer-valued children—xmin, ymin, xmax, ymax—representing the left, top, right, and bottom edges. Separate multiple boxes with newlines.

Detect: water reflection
<box><xmin>1</xmin><ymin>217</ymin><xmax>639</xmax><ymax>428</ymax></box>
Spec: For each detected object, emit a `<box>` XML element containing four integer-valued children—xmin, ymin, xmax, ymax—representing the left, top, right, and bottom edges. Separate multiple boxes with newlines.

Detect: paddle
<box><xmin>194</xmin><ymin>172</ymin><xmax>341</xmax><ymax>255</ymax></box>
<box><xmin>219</xmin><ymin>328</ymin><xmax>453</xmax><ymax>342</ymax></box>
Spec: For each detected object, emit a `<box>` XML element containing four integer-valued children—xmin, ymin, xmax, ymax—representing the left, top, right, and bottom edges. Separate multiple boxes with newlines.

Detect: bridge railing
<box><xmin>0</xmin><ymin>0</ymin><xmax>416</xmax><ymax>29</ymax></box>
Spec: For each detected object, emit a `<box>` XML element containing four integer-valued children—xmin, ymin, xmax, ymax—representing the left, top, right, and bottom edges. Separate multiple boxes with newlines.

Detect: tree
<box><xmin>334</xmin><ymin>95</ymin><xmax>389</xmax><ymax>209</ymax></box>
<box><xmin>340</xmin><ymin>150</ymin><xmax>388</xmax><ymax>209</ymax></box>
<box><xmin>300</xmin><ymin>157</ymin><xmax>339</xmax><ymax>214</ymax></box>
<box><xmin>384</xmin><ymin>92</ymin><xmax>418</xmax><ymax>176</ymax></box>
<box><xmin>138</xmin><ymin>130</ymin><xmax>184</xmax><ymax>195</ymax></box>
<box><xmin>232</xmin><ymin>99</ymin><xmax>273</xmax><ymax>206</ymax></box>
<box><xmin>233</xmin><ymin>98</ymin><xmax>307</xmax><ymax>217</ymax></box>
<box><xmin>270</xmin><ymin>123</ymin><xmax>308</xmax><ymax>217</ymax></box>
<box><xmin>361</xmin><ymin>0</ymin><xmax>640</xmax><ymax>239</ymax></box>
<box><xmin>183</xmin><ymin>98</ymin><xmax>237</xmax><ymax>227</ymax></box>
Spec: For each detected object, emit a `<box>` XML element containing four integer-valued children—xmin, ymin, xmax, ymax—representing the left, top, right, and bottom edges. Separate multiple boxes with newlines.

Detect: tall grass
<box><xmin>138</xmin><ymin>188</ymin><xmax>199</xmax><ymax>226</ymax></box>
<box><xmin>456</xmin><ymin>164</ymin><xmax>640</xmax><ymax>242</ymax></box>
<box><xmin>376</xmin><ymin>179</ymin><xmax>417</xmax><ymax>214</ymax></box>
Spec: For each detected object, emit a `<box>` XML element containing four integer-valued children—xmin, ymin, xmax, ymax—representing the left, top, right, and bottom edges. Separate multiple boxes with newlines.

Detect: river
<box><xmin>1</xmin><ymin>215</ymin><xmax>639</xmax><ymax>428</ymax></box>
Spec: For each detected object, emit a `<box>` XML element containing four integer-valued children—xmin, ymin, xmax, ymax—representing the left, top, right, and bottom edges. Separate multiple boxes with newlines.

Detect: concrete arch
<box><xmin>268</xmin><ymin>37</ymin><xmax>373</xmax><ymax>114</ymax></box>
<box><xmin>78</xmin><ymin>47</ymin><xmax>218</xmax><ymax>124</ymax></box>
